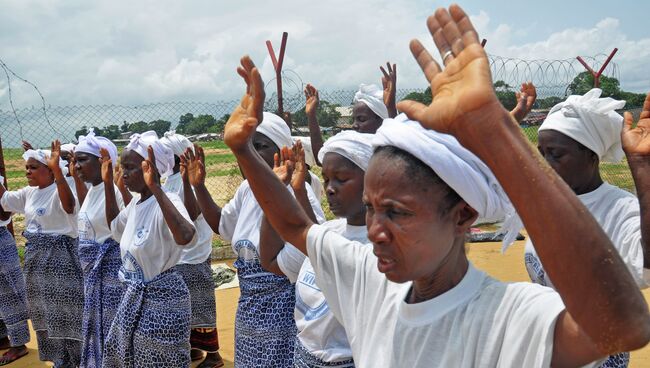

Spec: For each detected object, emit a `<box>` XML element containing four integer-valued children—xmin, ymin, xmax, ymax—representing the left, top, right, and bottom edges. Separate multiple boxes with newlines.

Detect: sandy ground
<box><xmin>4</xmin><ymin>240</ymin><xmax>650</xmax><ymax>367</ymax></box>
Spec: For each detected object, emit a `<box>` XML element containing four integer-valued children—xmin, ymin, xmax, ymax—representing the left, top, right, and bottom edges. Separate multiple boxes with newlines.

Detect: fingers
<box><xmin>380</xmin><ymin>65</ymin><xmax>390</xmax><ymax>80</ymax></box>
<box><xmin>435</xmin><ymin>9</ymin><xmax>465</xmax><ymax>58</ymax></box>
<box><xmin>449</xmin><ymin>4</ymin><xmax>480</xmax><ymax>46</ymax></box>
<box><xmin>396</xmin><ymin>100</ymin><xmax>427</xmax><ymax>124</ymax></box>
<box><xmin>147</xmin><ymin>145</ymin><xmax>156</xmax><ymax>166</ymax></box>
<box><xmin>250</xmin><ymin>67</ymin><xmax>265</xmax><ymax>122</ymax></box>
<box><xmin>409</xmin><ymin>39</ymin><xmax>441</xmax><ymax>83</ymax></box>
<box><xmin>274</xmin><ymin>152</ymin><xmax>280</xmax><ymax>168</ymax></box>
<box><xmin>197</xmin><ymin>146</ymin><xmax>205</xmax><ymax>164</ymax></box>
<box><xmin>427</xmin><ymin>15</ymin><xmax>453</xmax><ymax>65</ymax></box>
<box><xmin>623</xmin><ymin>112</ymin><xmax>634</xmax><ymax>134</ymax></box>
<box><xmin>641</xmin><ymin>93</ymin><xmax>650</xmax><ymax>120</ymax></box>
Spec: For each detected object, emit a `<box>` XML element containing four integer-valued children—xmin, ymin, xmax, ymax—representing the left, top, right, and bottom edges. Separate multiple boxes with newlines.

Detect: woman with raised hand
<box><xmin>0</xmin><ymin>177</ymin><xmax>29</xmax><ymax>365</ymax></box>
<box><xmin>185</xmin><ymin>113</ymin><xmax>325</xmax><ymax>367</ymax></box>
<box><xmin>73</xmin><ymin>129</ymin><xmax>130</xmax><ymax>368</ymax></box>
<box><xmin>222</xmin><ymin>4</ymin><xmax>650</xmax><ymax>367</ymax></box>
<box><xmin>101</xmin><ymin>131</ymin><xmax>197</xmax><ymax>368</ymax></box>
<box><xmin>259</xmin><ymin>131</ymin><xmax>373</xmax><ymax>367</ymax></box>
<box><xmin>0</xmin><ymin>141</ymin><xmax>84</xmax><ymax>368</ymax></box>
<box><xmin>160</xmin><ymin>131</ymin><xmax>224</xmax><ymax>368</ymax></box>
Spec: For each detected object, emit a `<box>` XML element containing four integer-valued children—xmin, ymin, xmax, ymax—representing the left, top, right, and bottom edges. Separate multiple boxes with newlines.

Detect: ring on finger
<box><xmin>442</xmin><ymin>50</ymin><xmax>454</xmax><ymax>64</ymax></box>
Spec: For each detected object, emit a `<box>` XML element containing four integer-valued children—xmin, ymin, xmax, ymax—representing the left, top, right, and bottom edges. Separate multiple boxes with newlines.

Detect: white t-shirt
<box><xmin>1</xmin><ymin>184</ymin><xmax>78</xmax><ymax>237</ymax></box>
<box><xmin>78</xmin><ymin>182</ymin><xmax>124</xmax><ymax>244</ymax></box>
<box><xmin>278</xmin><ymin>218</ymin><xmax>368</xmax><ymax>363</ymax></box>
<box><xmin>162</xmin><ymin>173</ymin><xmax>213</xmax><ymax>264</ymax></box>
<box><xmin>306</xmin><ymin>224</ymin><xmax>590</xmax><ymax>368</ymax></box>
<box><xmin>308</xmin><ymin>171</ymin><xmax>324</xmax><ymax>203</ymax></box>
<box><xmin>111</xmin><ymin>192</ymin><xmax>197</xmax><ymax>283</ymax></box>
<box><xmin>525</xmin><ymin>182</ymin><xmax>648</xmax><ymax>289</ymax></box>
<box><xmin>65</xmin><ymin>175</ymin><xmax>92</xmax><ymax>200</ymax></box>
<box><xmin>219</xmin><ymin>180</ymin><xmax>325</xmax><ymax>267</ymax></box>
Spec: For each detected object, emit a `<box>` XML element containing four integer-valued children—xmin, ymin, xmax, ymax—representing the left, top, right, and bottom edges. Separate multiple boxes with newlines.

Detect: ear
<box><xmin>452</xmin><ymin>200</ymin><xmax>479</xmax><ymax>236</ymax></box>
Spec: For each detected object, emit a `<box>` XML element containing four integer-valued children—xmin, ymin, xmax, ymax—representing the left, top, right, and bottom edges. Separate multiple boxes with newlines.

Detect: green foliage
<box><xmin>176</xmin><ymin>113</ymin><xmax>229</xmax><ymax>135</ymax></box>
<box><xmin>493</xmin><ymin>80</ymin><xmax>517</xmax><ymax>110</ymax></box>
<box><xmin>292</xmin><ymin>101</ymin><xmax>342</xmax><ymax>127</ymax></box>
<box><xmin>569</xmin><ymin>71</ymin><xmax>621</xmax><ymax>97</ymax></box>
<box><xmin>148</xmin><ymin>120</ymin><xmax>172</xmax><ymax>137</ymax></box>
<box><xmin>402</xmin><ymin>87</ymin><xmax>432</xmax><ymax>105</ymax></box>
<box><xmin>536</xmin><ymin>96</ymin><xmax>564</xmax><ymax>109</ymax></box>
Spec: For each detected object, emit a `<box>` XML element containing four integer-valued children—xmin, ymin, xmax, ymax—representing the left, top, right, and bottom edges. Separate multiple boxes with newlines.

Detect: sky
<box><xmin>1</xmin><ymin>0</ymin><xmax>649</xmax><ymax>109</ymax></box>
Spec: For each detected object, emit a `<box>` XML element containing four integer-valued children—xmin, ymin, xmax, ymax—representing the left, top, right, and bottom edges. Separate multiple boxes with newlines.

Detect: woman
<box><xmin>101</xmin><ymin>131</ymin><xmax>197</xmax><ymax>367</ymax></box>
<box><xmin>221</xmin><ymin>5</ymin><xmax>650</xmax><ymax>367</ymax></box>
<box><xmin>524</xmin><ymin>89</ymin><xmax>650</xmax><ymax>367</ymax></box>
<box><xmin>160</xmin><ymin>131</ymin><xmax>224</xmax><ymax>368</ymax></box>
<box><xmin>74</xmin><ymin>130</ymin><xmax>131</xmax><ymax>368</ymax></box>
<box><xmin>185</xmin><ymin>112</ymin><xmax>325</xmax><ymax>367</ymax></box>
<box><xmin>0</xmin><ymin>142</ymin><xmax>84</xmax><ymax>368</ymax></box>
<box><xmin>0</xmin><ymin>177</ymin><xmax>30</xmax><ymax>365</ymax></box>
<box><xmin>259</xmin><ymin>131</ymin><xmax>373</xmax><ymax>367</ymax></box>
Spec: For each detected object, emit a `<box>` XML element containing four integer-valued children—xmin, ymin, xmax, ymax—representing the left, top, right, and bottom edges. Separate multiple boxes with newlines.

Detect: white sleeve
<box><xmin>608</xmin><ymin>199</ymin><xmax>646</xmax><ymax>288</ymax></box>
<box><xmin>218</xmin><ymin>183</ymin><xmax>245</xmax><ymax>242</ymax></box>
<box><xmin>276</xmin><ymin>243</ymin><xmax>307</xmax><ymax>283</ymax></box>
<box><xmin>111</xmin><ymin>206</ymin><xmax>130</xmax><ymax>242</ymax></box>
<box><xmin>0</xmin><ymin>188</ymin><xmax>28</xmax><ymax>213</ymax></box>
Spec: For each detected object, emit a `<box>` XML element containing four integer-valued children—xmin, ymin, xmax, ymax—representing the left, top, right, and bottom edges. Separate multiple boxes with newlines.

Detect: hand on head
<box><xmin>622</xmin><ymin>93</ymin><xmax>650</xmax><ymax>157</ymax></box>
<box><xmin>510</xmin><ymin>82</ymin><xmax>537</xmax><ymax>123</ymax></box>
<box><xmin>397</xmin><ymin>5</ymin><xmax>504</xmax><ymax>137</ymax></box>
<box><xmin>224</xmin><ymin>56</ymin><xmax>265</xmax><ymax>152</ymax></box>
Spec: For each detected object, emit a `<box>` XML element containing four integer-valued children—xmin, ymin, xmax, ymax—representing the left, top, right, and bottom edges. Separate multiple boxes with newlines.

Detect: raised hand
<box><xmin>380</xmin><ymin>62</ymin><xmax>398</xmax><ymax>118</ymax></box>
<box><xmin>179</xmin><ymin>148</ymin><xmax>190</xmax><ymax>182</ymax></box>
<box><xmin>48</xmin><ymin>140</ymin><xmax>63</xmax><ymax>174</ymax></box>
<box><xmin>396</xmin><ymin>6</ymin><xmax>503</xmax><ymax>136</ymax></box>
<box><xmin>304</xmin><ymin>84</ymin><xmax>320</xmax><ymax>117</ymax></box>
<box><xmin>68</xmin><ymin>154</ymin><xmax>79</xmax><ymax>178</ymax></box>
<box><xmin>99</xmin><ymin>148</ymin><xmax>114</xmax><ymax>183</ymax></box>
<box><xmin>142</xmin><ymin>145</ymin><xmax>160</xmax><ymax>189</ymax></box>
<box><xmin>510</xmin><ymin>82</ymin><xmax>537</xmax><ymax>123</ymax></box>
<box><xmin>290</xmin><ymin>140</ymin><xmax>307</xmax><ymax>191</ymax></box>
<box><xmin>622</xmin><ymin>93</ymin><xmax>650</xmax><ymax>157</ymax></box>
<box><xmin>184</xmin><ymin>145</ymin><xmax>207</xmax><ymax>187</ymax></box>
<box><xmin>22</xmin><ymin>140</ymin><xmax>34</xmax><ymax>152</ymax></box>
<box><xmin>273</xmin><ymin>146</ymin><xmax>295</xmax><ymax>186</ymax></box>
<box><xmin>224</xmin><ymin>56</ymin><xmax>265</xmax><ymax>151</ymax></box>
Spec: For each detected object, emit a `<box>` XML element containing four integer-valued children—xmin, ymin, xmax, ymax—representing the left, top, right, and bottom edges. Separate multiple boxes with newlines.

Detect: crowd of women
<box><xmin>1</xmin><ymin>4</ymin><xmax>650</xmax><ymax>368</ymax></box>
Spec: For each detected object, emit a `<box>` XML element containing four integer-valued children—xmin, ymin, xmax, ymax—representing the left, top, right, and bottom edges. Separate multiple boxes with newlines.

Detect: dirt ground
<box><xmin>4</xmin><ymin>240</ymin><xmax>650</xmax><ymax>367</ymax></box>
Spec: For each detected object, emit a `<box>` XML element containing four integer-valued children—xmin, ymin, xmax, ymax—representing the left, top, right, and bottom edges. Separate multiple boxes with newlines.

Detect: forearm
<box><xmin>151</xmin><ymin>185</ymin><xmax>196</xmax><ymax>245</ymax></box>
<box><xmin>233</xmin><ymin>143</ymin><xmax>312</xmax><ymax>253</ymax></box>
<box><xmin>54</xmin><ymin>170</ymin><xmax>75</xmax><ymax>214</ymax></box>
<box><xmin>193</xmin><ymin>183</ymin><xmax>222</xmax><ymax>233</ymax></box>
<box><xmin>104</xmin><ymin>177</ymin><xmax>121</xmax><ymax>227</ymax></box>
<box><xmin>307</xmin><ymin>114</ymin><xmax>324</xmax><ymax>166</ymax></box>
<box><xmin>117</xmin><ymin>184</ymin><xmax>133</xmax><ymax>206</ymax></box>
<box><xmin>386</xmin><ymin>102</ymin><xmax>398</xmax><ymax>119</ymax></box>
<box><xmin>259</xmin><ymin>216</ymin><xmax>288</xmax><ymax>275</ymax></box>
<box><xmin>74</xmin><ymin>176</ymin><xmax>88</xmax><ymax>206</ymax></box>
<box><xmin>627</xmin><ymin>156</ymin><xmax>650</xmax><ymax>268</ymax></box>
<box><xmin>182</xmin><ymin>177</ymin><xmax>201</xmax><ymax>221</ymax></box>
<box><xmin>294</xmin><ymin>186</ymin><xmax>318</xmax><ymax>223</ymax></box>
<box><xmin>457</xmin><ymin>104</ymin><xmax>648</xmax><ymax>349</ymax></box>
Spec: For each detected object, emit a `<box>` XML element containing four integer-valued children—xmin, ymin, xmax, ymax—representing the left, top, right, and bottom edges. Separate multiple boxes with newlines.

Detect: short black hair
<box><xmin>373</xmin><ymin>146</ymin><xmax>462</xmax><ymax>216</ymax></box>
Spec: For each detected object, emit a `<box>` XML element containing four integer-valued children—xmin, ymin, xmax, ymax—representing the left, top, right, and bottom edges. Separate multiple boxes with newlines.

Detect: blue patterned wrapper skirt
<box><xmin>175</xmin><ymin>257</ymin><xmax>217</xmax><ymax>329</ymax></box>
<box><xmin>22</xmin><ymin>231</ymin><xmax>84</xmax><ymax>365</ymax></box>
<box><xmin>78</xmin><ymin>237</ymin><xmax>125</xmax><ymax>368</ymax></box>
<box><xmin>103</xmin><ymin>267</ymin><xmax>191</xmax><ymax>368</ymax></box>
<box><xmin>234</xmin><ymin>253</ymin><xmax>297</xmax><ymax>368</ymax></box>
<box><xmin>0</xmin><ymin>226</ymin><xmax>30</xmax><ymax>347</ymax></box>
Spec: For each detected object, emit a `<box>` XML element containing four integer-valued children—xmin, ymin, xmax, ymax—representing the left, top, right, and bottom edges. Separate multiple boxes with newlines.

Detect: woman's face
<box><xmin>25</xmin><ymin>158</ymin><xmax>53</xmax><ymax>187</ymax></box>
<box><xmin>74</xmin><ymin>152</ymin><xmax>101</xmax><ymax>184</ymax></box>
<box><xmin>253</xmin><ymin>132</ymin><xmax>279</xmax><ymax>169</ymax></box>
<box><xmin>363</xmin><ymin>154</ymin><xmax>473</xmax><ymax>284</ymax></box>
<box><xmin>352</xmin><ymin>102</ymin><xmax>383</xmax><ymax>134</ymax></box>
<box><xmin>120</xmin><ymin>149</ymin><xmax>146</xmax><ymax>193</ymax></box>
<box><xmin>322</xmin><ymin>152</ymin><xmax>366</xmax><ymax>225</ymax></box>
<box><xmin>537</xmin><ymin>130</ymin><xmax>599</xmax><ymax>194</ymax></box>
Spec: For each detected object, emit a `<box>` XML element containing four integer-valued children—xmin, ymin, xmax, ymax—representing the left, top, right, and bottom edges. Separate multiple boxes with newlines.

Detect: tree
<box><xmin>148</xmin><ymin>120</ymin><xmax>172</xmax><ymax>137</ymax></box>
<box><xmin>182</xmin><ymin>114</ymin><xmax>217</xmax><ymax>135</ymax></box>
<box><xmin>120</xmin><ymin>121</ymin><xmax>129</xmax><ymax>132</ymax></box>
<box><xmin>537</xmin><ymin>96</ymin><xmax>564</xmax><ymax>109</ymax></box>
<box><xmin>492</xmin><ymin>80</ymin><xmax>517</xmax><ymax>110</ymax></box>
<box><xmin>292</xmin><ymin>100</ymin><xmax>342</xmax><ymax>127</ymax></box>
<box><xmin>176</xmin><ymin>113</ymin><xmax>195</xmax><ymax>134</ymax></box>
<box><xmin>402</xmin><ymin>87</ymin><xmax>432</xmax><ymax>105</ymax></box>
<box><xmin>569</xmin><ymin>71</ymin><xmax>621</xmax><ymax>97</ymax></box>
<box><xmin>128</xmin><ymin>121</ymin><xmax>150</xmax><ymax>134</ymax></box>
<box><xmin>75</xmin><ymin>126</ymin><xmax>89</xmax><ymax>139</ymax></box>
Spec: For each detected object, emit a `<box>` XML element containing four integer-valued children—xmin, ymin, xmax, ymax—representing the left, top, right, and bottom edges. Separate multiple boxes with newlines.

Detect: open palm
<box><xmin>184</xmin><ymin>145</ymin><xmax>206</xmax><ymax>186</ymax></box>
<box><xmin>99</xmin><ymin>148</ymin><xmax>113</xmax><ymax>183</ymax></box>
<box><xmin>622</xmin><ymin>93</ymin><xmax>650</xmax><ymax>156</ymax></box>
<box><xmin>48</xmin><ymin>140</ymin><xmax>63</xmax><ymax>172</ymax></box>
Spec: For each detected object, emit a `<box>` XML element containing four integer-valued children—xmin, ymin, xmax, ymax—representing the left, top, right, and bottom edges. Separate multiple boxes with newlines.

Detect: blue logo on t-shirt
<box><xmin>35</xmin><ymin>207</ymin><xmax>46</xmax><ymax>216</ymax></box>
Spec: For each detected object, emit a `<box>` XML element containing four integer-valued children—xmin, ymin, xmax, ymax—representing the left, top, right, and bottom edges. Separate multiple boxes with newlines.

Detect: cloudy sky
<box><xmin>1</xmin><ymin>0</ymin><xmax>649</xmax><ymax>109</ymax></box>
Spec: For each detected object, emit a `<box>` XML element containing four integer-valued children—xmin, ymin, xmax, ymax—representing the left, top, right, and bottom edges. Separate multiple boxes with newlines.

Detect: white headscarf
<box><xmin>292</xmin><ymin>137</ymin><xmax>317</xmax><ymax>167</ymax></box>
<box><xmin>160</xmin><ymin>130</ymin><xmax>194</xmax><ymax>157</ymax></box>
<box><xmin>60</xmin><ymin>143</ymin><xmax>76</xmax><ymax>153</ymax></box>
<box><xmin>257</xmin><ymin>112</ymin><xmax>293</xmax><ymax>150</ymax></box>
<box><xmin>539</xmin><ymin>88</ymin><xmax>626</xmax><ymax>163</ymax></box>
<box><xmin>76</xmin><ymin>128</ymin><xmax>119</xmax><ymax>165</ymax></box>
<box><xmin>125</xmin><ymin>130</ymin><xmax>175</xmax><ymax>178</ymax></box>
<box><xmin>318</xmin><ymin>130</ymin><xmax>374</xmax><ymax>171</ymax></box>
<box><xmin>354</xmin><ymin>84</ymin><xmax>388</xmax><ymax>120</ymax></box>
<box><xmin>373</xmin><ymin>114</ymin><xmax>521</xmax><ymax>250</ymax></box>
<box><xmin>23</xmin><ymin>149</ymin><xmax>67</xmax><ymax>172</ymax></box>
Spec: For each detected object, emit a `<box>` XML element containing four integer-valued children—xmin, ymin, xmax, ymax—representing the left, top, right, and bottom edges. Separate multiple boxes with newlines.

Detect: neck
<box><xmin>91</xmin><ymin>176</ymin><xmax>103</xmax><ymax>186</ymax></box>
<box><xmin>574</xmin><ymin>173</ymin><xmax>603</xmax><ymax>195</ymax></box>
<box><xmin>138</xmin><ymin>187</ymin><xmax>154</xmax><ymax>202</ymax></box>
<box><xmin>38</xmin><ymin>179</ymin><xmax>55</xmax><ymax>189</ymax></box>
<box><xmin>346</xmin><ymin>208</ymin><xmax>367</xmax><ymax>226</ymax></box>
<box><xmin>409</xmin><ymin>238</ymin><xmax>469</xmax><ymax>304</ymax></box>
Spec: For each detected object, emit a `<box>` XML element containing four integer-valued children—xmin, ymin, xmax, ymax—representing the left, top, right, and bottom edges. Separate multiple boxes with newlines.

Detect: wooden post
<box><xmin>266</xmin><ymin>32</ymin><xmax>290</xmax><ymax>129</ymax></box>
<box><xmin>576</xmin><ymin>48</ymin><xmax>618</xmax><ymax>88</ymax></box>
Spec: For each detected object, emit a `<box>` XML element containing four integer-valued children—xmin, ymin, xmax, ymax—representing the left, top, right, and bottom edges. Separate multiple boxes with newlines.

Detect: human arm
<box><xmin>113</xmin><ymin>164</ymin><xmax>132</xmax><ymax>206</ymax></box>
<box><xmin>509</xmin><ymin>82</ymin><xmax>537</xmax><ymax>123</ymax></box>
<box><xmin>101</xmin><ymin>148</ymin><xmax>122</xmax><ymax>227</ymax></box>
<box><xmin>396</xmin><ymin>5</ymin><xmax>649</xmax><ymax>366</ymax></box>
<box><xmin>179</xmin><ymin>149</ymin><xmax>201</xmax><ymax>221</ymax></box>
<box><xmin>304</xmin><ymin>84</ymin><xmax>325</xmax><ymax>165</ymax></box>
<box><xmin>48</xmin><ymin>140</ymin><xmax>76</xmax><ymax>214</ymax></box>
<box><xmin>21</xmin><ymin>140</ymin><xmax>34</xmax><ymax>152</ymax></box>
<box><xmin>622</xmin><ymin>93</ymin><xmax>650</xmax><ymax>269</ymax></box>
<box><xmin>184</xmin><ymin>145</ymin><xmax>222</xmax><ymax>233</ymax></box>
<box><xmin>381</xmin><ymin>62</ymin><xmax>398</xmax><ymax>118</ymax></box>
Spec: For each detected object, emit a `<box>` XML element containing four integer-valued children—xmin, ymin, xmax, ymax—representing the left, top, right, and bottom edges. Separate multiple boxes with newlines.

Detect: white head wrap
<box><xmin>373</xmin><ymin>114</ymin><xmax>522</xmax><ymax>250</ymax></box>
<box><xmin>60</xmin><ymin>143</ymin><xmax>76</xmax><ymax>153</ymax></box>
<box><xmin>539</xmin><ymin>88</ymin><xmax>626</xmax><ymax>163</ymax></box>
<box><xmin>76</xmin><ymin>128</ymin><xmax>119</xmax><ymax>165</ymax></box>
<box><xmin>257</xmin><ymin>112</ymin><xmax>293</xmax><ymax>150</ymax></box>
<box><xmin>23</xmin><ymin>149</ymin><xmax>67</xmax><ymax>172</ymax></box>
<box><xmin>125</xmin><ymin>130</ymin><xmax>175</xmax><ymax>178</ymax></box>
<box><xmin>318</xmin><ymin>130</ymin><xmax>374</xmax><ymax>171</ymax></box>
<box><xmin>353</xmin><ymin>84</ymin><xmax>389</xmax><ymax>120</ymax></box>
<box><xmin>160</xmin><ymin>130</ymin><xmax>194</xmax><ymax>157</ymax></box>
<box><xmin>292</xmin><ymin>137</ymin><xmax>316</xmax><ymax>167</ymax></box>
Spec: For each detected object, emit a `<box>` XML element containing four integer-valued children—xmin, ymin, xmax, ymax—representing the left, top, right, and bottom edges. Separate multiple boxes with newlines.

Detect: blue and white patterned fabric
<box><xmin>294</xmin><ymin>338</ymin><xmax>355</xmax><ymax>368</ymax></box>
<box><xmin>175</xmin><ymin>258</ymin><xmax>216</xmax><ymax>329</ymax></box>
<box><xmin>599</xmin><ymin>353</ymin><xmax>630</xmax><ymax>368</ymax></box>
<box><xmin>0</xmin><ymin>226</ymin><xmax>29</xmax><ymax>347</ymax></box>
<box><xmin>103</xmin><ymin>263</ymin><xmax>191</xmax><ymax>368</ymax></box>
<box><xmin>234</xmin><ymin>239</ymin><xmax>297</xmax><ymax>368</ymax></box>
<box><xmin>22</xmin><ymin>231</ymin><xmax>84</xmax><ymax>365</ymax></box>
<box><xmin>79</xmin><ymin>237</ymin><xmax>125</xmax><ymax>368</ymax></box>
